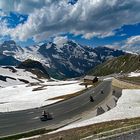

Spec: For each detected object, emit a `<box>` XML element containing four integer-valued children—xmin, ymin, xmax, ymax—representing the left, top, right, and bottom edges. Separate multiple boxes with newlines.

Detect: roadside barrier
<box><xmin>112</xmin><ymin>78</ymin><xmax>140</xmax><ymax>89</ymax></box>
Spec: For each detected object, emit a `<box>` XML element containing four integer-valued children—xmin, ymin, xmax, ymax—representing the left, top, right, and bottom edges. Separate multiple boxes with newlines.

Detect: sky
<box><xmin>0</xmin><ymin>0</ymin><xmax>140</xmax><ymax>53</ymax></box>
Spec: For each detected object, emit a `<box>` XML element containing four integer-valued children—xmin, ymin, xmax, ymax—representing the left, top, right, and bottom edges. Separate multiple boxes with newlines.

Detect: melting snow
<box><xmin>0</xmin><ymin>80</ymin><xmax>85</xmax><ymax>112</ymax></box>
<box><xmin>52</xmin><ymin>89</ymin><xmax>140</xmax><ymax>132</ymax></box>
<box><xmin>128</xmin><ymin>72</ymin><xmax>140</xmax><ymax>77</ymax></box>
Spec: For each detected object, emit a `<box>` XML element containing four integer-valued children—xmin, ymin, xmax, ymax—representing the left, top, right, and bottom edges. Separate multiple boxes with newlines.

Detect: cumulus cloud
<box><xmin>0</xmin><ymin>10</ymin><xmax>6</xmax><ymax>17</ymax></box>
<box><xmin>106</xmin><ymin>35</ymin><xmax>140</xmax><ymax>53</ymax></box>
<box><xmin>122</xmin><ymin>35</ymin><xmax>140</xmax><ymax>53</ymax></box>
<box><xmin>125</xmin><ymin>36</ymin><xmax>140</xmax><ymax>46</ymax></box>
<box><xmin>0</xmin><ymin>0</ymin><xmax>140</xmax><ymax>42</ymax></box>
<box><xmin>53</xmin><ymin>36</ymin><xmax>68</xmax><ymax>46</ymax></box>
<box><xmin>0</xmin><ymin>0</ymin><xmax>46</xmax><ymax>14</ymax></box>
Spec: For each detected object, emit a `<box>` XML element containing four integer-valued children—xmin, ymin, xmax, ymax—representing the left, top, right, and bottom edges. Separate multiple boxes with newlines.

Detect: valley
<box><xmin>0</xmin><ymin>39</ymin><xmax>139</xmax><ymax>140</ymax></box>
<box><xmin>0</xmin><ymin>1</ymin><xmax>140</xmax><ymax>139</ymax></box>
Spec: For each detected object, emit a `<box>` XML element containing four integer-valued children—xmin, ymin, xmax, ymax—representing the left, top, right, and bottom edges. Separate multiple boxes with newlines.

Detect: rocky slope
<box><xmin>0</xmin><ymin>40</ymin><xmax>126</xmax><ymax>78</ymax></box>
<box><xmin>88</xmin><ymin>54</ymin><xmax>140</xmax><ymax>76</ymax></box>
<box><xmin>0</xmin><ymin>66</ymin><xmax>44</xmax><ymax>88</ymax></box>
<box><xmin>18</xmin><ymin>59</ymin><xmax>50</xmax><ymax>79</ymax></box>
<box><xmin>0</xmin><ymin>53</ymin><xmax>20</xmax><ymax>66</ymax></box>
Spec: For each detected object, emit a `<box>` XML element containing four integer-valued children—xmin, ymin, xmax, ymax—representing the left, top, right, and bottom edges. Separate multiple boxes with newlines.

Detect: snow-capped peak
<box><xmin>0</xmin><ymin>40</ymin><xmax>126</xmax><ymax>78</ymax></box>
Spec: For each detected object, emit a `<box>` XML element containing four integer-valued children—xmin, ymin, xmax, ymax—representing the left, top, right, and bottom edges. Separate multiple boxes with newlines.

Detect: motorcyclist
<box><xmin>40</xmin><ymin>110</ymin><xmax>53</xmax><ymax>121</ymax></box>
<box><xmin>90</xmin><ymin>95</ymin><xmax>94</xmax><ymax>102</ymax></box>
<box><xmin>42</xmin><ymin>110</ymin><xmax>47</xmax><ymax>116</ymax></box>
<box><xmin>101</xmin><ymin>90</ymin><xmax>104</xmax><ymax>94</ymax></box>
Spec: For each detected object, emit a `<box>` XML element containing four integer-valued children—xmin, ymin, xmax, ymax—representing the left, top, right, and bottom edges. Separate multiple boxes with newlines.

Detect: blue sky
<box><xmin>0</xmin><ymin>0</ymin><xmax>140</xmax><ymax>53</ymax></box>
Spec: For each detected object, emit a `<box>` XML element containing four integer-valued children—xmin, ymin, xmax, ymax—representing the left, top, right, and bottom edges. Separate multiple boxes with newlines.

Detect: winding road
<box><xmin>0</xmin><ymin>80</ymin><xmax>113</xmax><ymax>138</ymax></box>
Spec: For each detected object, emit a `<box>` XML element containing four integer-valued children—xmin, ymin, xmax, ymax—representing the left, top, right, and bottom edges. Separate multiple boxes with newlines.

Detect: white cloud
<box><xmin>82</xmin><ymin>32</ymin><xmax>99</xmax><ymax>40</ymax></box>
<box><xmin>123</xmin><ymin>35</ymin><xmax>140</xmax><ymax>53</ymax></box>
<box><xmin>0</xmin><ymin>19</ymin><xmax>10</xmax><ymax>35</ymax></box>
<box><xmin>53</xmin><ymin>36</ymin><xmax>68</xmax><ymax>46</ymax></box>
<box><xmin>105</xmin><ymin>35</ymin><xmax>140</xmax><ymax>53</ymax></box>
<box><xmin>0</xmin><ymin>0</ymin><xmax>140</xmax><ymax>42</ymax></box>
<box><xmin>126</xmin><ymin>35</ymin><xmax>140</xmax><ymax>46</ymax></box>
<box><xmin>0</xmin><ymin>10</ymin><xmax>6</xmax><ymax>17</ymax></box>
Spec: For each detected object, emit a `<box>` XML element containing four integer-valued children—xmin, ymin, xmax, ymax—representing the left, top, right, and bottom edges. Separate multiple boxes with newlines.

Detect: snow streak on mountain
<box><xmin>0</xmin><ymin>40</ymin><xmax>125</xmax><ymax>78</ymax></box>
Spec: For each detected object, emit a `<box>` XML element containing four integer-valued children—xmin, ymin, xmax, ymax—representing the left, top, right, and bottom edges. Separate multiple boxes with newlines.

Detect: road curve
<box><xmin>0</xmin><ymin>80</ymin><xmax>112</xmax><ymax>137</ymax></box>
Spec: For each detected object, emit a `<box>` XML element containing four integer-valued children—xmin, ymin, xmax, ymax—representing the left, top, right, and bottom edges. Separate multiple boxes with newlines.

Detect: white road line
<box><xmin>32</xmin><ymin>116</ymin><xmax>39</xmax><ymax>120</ymax></box>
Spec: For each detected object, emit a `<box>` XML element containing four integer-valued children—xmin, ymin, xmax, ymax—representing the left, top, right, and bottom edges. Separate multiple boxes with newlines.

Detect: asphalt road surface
<box><xmin>0</xmin><ymin>80</ymin><xmax>112</xmax><ymax>137</ymax></box>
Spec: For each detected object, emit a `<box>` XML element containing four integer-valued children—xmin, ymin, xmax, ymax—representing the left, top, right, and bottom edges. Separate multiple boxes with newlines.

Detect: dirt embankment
<box><xmin>112</xmin><ymin>78</ymin><xmax>140</xmax><ymax>89</ymax></box>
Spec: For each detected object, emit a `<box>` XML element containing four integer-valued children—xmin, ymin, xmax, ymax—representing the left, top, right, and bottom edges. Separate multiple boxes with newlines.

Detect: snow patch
<box><xmin>0</xmin><ymin>80</ymin><xmax>85</xmax><ymax>112</ymax></box>
<box><xmin>53</xmin><ymin>89</ymin><xmax>140</xmax><ymax>132</ymax></box>
<box><xmin>128</xmin><ymin>72</ymin><xmax>140</xmax><ymax>77</ymax></box>
<box><xmin>103</xmin><ymin>77</ymin><xmax>113</xmax><ymax>81</ymax></box>
<box><xmin>0</xmin><ymin>67</ymin><xmax>39</xmax><ymax>88</ymax></box>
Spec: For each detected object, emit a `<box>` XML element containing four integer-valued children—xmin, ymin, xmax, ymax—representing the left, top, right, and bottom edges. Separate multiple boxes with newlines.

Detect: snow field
<box><xmin>0</xmin><ymin>80</ymin><xmax>85</xmax><ymax>112</ymax></box>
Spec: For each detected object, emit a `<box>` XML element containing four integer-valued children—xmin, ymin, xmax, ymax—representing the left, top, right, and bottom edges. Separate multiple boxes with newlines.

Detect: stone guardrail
<box><xmin>112</xmin><ymin>78</ymin><xmax>140</xmax><ymax>89</ymax></box>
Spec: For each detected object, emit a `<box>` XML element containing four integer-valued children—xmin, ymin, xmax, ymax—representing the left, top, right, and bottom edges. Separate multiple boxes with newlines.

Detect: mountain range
<box><xmin>88</xmin><ymin>54</ymin><xmax>140</xmax><ymax>76</ymax></box>
<box><xmin>0</xmin><ymin>40</ymin><xmax>126</xmax><ymax>79</ymax></box>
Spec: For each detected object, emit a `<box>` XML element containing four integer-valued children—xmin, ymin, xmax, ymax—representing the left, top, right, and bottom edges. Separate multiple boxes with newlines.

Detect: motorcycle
<box><xmin>90</xmin><ymin>95</ymin><xmax>94</xmax><ymax>102</ymax></box>
<box><xmin>40</xmin><ymin>111</ymin><xmax>53</xmax><ymax>121</ymax></box>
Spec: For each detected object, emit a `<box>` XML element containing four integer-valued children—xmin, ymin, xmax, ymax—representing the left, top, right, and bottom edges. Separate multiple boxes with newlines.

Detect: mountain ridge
<box><xmin>88</xmin><ymin>54</ymin><xmax>140</xmax><ymax>76</ymax></box>
<box><xmin>0</xmin><ymin>40</ymin><xmax>126</xmax><ymax>78</ymax></box>
<box><xmin>18</xmin><ymin>59</ymin><xmax>50</xmax><ymax>79</ymax></box>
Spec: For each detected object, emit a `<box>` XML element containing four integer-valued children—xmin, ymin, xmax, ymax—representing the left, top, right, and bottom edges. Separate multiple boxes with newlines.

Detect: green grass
<box><xmin>45</xmin><ymin>117</ymin><xmax>140</xmax><ymax>140</ymax></box>
<box><xmin>119</xmin><ymin>76</ymin><xmax>140</xmax><ymax>84</ymax></box>
<box><xmin>2</xmin><ymin>117</ymin><xmax>140</xmax><ymax>140</ymax></box>
<box><xmin>0</xmin><ymin>128</ymin><xmax>56</xmax><ymax>140</ymax></box>
<box><xmin>88</xmin><ymin>54</ymin><xmax>140</xmax><ymax>76</ymax></box>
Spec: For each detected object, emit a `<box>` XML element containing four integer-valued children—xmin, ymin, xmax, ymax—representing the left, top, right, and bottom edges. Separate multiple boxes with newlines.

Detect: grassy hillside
<box><xmin>88</xmin><ymin>54</ymin><xmax>140</xmax><ymax>76</ymax></box>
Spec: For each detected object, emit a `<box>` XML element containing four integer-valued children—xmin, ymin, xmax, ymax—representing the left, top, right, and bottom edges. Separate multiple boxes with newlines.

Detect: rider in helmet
<box><xmin>42</xmin><ymin>110</ymin><xmax>47</xmax><ymax>116</ymax></box>
<box><xmin>90</xmin><ymin>95</ymin><xmax>94</xmax><ymax>102</ymax></box>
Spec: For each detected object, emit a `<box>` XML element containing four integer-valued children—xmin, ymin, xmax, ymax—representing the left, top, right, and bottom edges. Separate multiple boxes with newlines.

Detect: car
<box><xmin>40</xmin><ymin>112</ymin><xmax>53</xmax><ymax>121</ymax></box>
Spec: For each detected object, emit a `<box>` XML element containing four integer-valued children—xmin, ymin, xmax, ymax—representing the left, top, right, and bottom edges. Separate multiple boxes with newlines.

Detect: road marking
<box><xmin>0</xmin><ymin>123</ymin><xmax>17</xmax><ymax>129</ymax></box>
<box><xmin>27</xmin><ymin>111</ymin><xmax>34</xmax><ymax>114</ymax></box>
<box><xmin>32</xmin><ymin>116</ymin><xmax>39</xmax><ymax>120</ymax></box>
